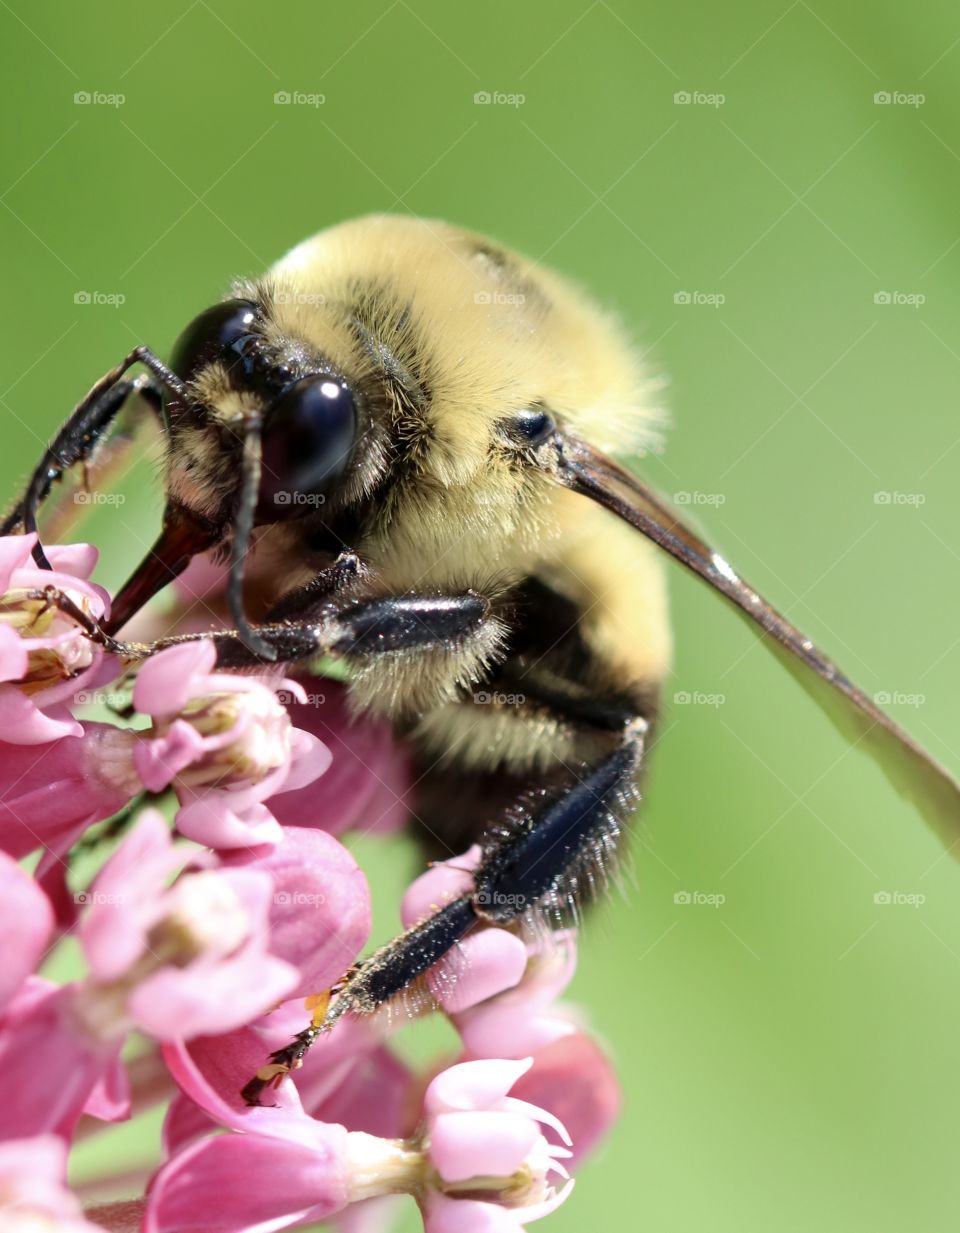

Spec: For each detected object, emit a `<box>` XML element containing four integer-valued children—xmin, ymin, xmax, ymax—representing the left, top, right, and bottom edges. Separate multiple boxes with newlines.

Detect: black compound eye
<box><xmin>169</xmin><ymin>299</ymin><xmax>260</xmax><ymax>383</ymax></box>
<box><xmin>257</xmin><ymin>376</ymin><xmax>357</xmax><ymax>520</ymax></box>
<box><xmin>510</xmin><ymin>407</ymin><xmax>556</xmax><ymax>446</ymax></box>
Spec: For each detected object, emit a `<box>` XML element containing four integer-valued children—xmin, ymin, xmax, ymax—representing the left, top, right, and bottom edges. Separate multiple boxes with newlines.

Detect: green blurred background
<box><xmin>2</xmin><ymin>2</ymin><xmax>960</xmax><ymax>1229</ymax></box>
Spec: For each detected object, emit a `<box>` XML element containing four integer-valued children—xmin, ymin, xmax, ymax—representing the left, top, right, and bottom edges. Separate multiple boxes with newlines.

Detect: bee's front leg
<box><xmin>2</xmin><ymin>346</ymin><xmax>181</xmax><ymax>561</ymax></box>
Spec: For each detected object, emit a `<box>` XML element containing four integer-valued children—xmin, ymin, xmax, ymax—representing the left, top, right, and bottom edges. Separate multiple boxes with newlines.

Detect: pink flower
<box><xmin>147</xmin><ymin>1054</ymin><xmax>573</xmax><ymax>1233</ymax></box>
<box><xmin>0</xmin><ymin>534</ymin><xmax>113</xmax><ymax>744</ymax></box>
<box><xmin>0</xmin><ymin>526</ymin><xmax>622</xmax><ymax>1228</ymax></box>
<box><xmin>421</xmin><ymin>1058</ymin><xmax>573</xmax><ymax>1232</ymax></box>
<box><xmin>0</xmin><ymin>1134</ymin><xmax>105</xmax><ymax>1231</ymax></box>
<box><xmin>0</xmin><ymin>812</ymin><xmax>368</xmax><ymax>1141</ymax></box>
<box><xmin>74</xmin><ymin>810</ymin><xmax>299</xmax><ymax>1041</ymax></box>
<box><xmin>132</xmin><ymin>641</ymin><xmax>331</xmax><ymax>848</ymax></box>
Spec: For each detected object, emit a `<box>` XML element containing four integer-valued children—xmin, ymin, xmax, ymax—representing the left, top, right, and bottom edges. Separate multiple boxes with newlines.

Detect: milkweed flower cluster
<box><xmin>0</xmin><ymin>532</ymin><xmax>621</xmax><ymax>1233</ymax></box>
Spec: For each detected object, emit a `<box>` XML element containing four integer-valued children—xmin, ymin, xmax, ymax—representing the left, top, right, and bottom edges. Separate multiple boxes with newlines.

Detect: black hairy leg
<box><xmin>155</xmin><ymin>590</ymin><xmax>494</xmax><ymax>668</ymax></box>
<box><xmin>242</xmin><ymin>716</ymin><xmax>648</xmax><ymax>1105</ymax></box>
<box><xmin>1</xmin><ymin>346</ymin><xmax>182</xmax><ymax>566</ymax></box>
<box><xmin>37</xmin><ymin>583</ymin><xmax>495</xmax><ymax>669</ymax></box>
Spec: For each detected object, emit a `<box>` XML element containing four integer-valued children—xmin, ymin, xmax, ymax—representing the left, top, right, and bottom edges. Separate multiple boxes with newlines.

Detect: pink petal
<box><xmin>425</xmin><ymin>1058</ymin><xmax>533</xmax><ymax>1117</ymax></box>
<box><xmin>0</xmin><ymin>978</ymin><xmax>124</xmax><ymax>1139</ymax></box>
<box><xmin>131</xmin><ymin>950</ymin><xmax>297</xmax><ymax>1040</ymax></box>
<box><xmin>83</xmin><ymin>1050</ymin><xmax>133</xmax><ymax>1124</ymax></box>
<box><xmin>0</xmin><ymin>851</ymin><xmax>54</xmax><ymax>1012</ymax></box>
<box><xmin>0</xmin><ymin>1133</ymin><xmax>100</xmax><ymax>1228</ymax></box>
<box><xmin>162</xmin><ymin>1091</ymin><xmax>218</xmax><ymax>1158</ymax></box>
<box><xmin>133</xmin><ymin>641</ymin><xmax>217</xmax><ymax>715</ymax></box>
<box><xmin>336</xmin><ymin>1196</ymin><xmax>402</xmax><ymax>1233</ymax></box>
<box><xmin>280</xmin><ymin>728</ymin><xmax>333</xmax><ymax>793</ymax></box>
<box><xmin>0</xmin><ymin>684</ymin><xmax>82</xmax><ymax>743</ymax></box>
<box><xmin>309</xmin><ymin>1044</ymin><xmax>412</xmax><ymax>1137</ymax></box>
<box><xmin>225</xmin><ymin>827</ymin><xmax>371</xmax><ymax>999</ymax></box>
<box><xmin>145</xmin><ymin>1128</ymin><xmax>349</xmax><ymax>1233</ymax></box>
<box><xmin>508</xmin><ymin>1033</ymin><xmax>622</xmax><ymax>1166</ymax></box>
<box><xmin>423</xmin><ymin>1195</ymin><xmax>522</xmax><ymax>1233</ymax></box>
<box><xmin>499</xmin><ymin>1096</ymin><xmax>571</xmax><ymax>1148</ymax></box>
<box><xmin>425</xmin><ymin>1180</ymin><xmax>576</xmax><ymax>1233</ymax></box>
<box><xmin>174</xmin><ymin>794</ymin><xmax>284</xmax><ymax>849</ymax></box>
<box><xmin>80</xmin><ymin>810</ymin><xmax>183</xmax><ymax>982</ymax></box>
<box><xmin>277</xmin><ymin>1009</ymin><xmax>383</xmax><ymax>1119</ymax></box>
<box><xmin>0</xmin><ymin>722</ymin><xmax>136</xmax><ymax>859</ymax></box>
<box><xmin>0</xmin><ymin>1129</ymin><xmax>66</xmax><ymax>1182</ymax></box>
<box><xmin>161</xmin><ymin>1029</ymin><xmax>306</xmax><ymax>1135</ymax></box>
<box><xmin>269</xmin><ymin>681</ymin><xmax>409</xmax><ymax>836</ymax></box>
<box><xmin>134</xmin><ymin>719</ymin><xmax>210</xmax><ymax>792</ymax></box>
<box><xmin>430</xmin><ymin>1111</ymin><xmax>539</xmax><ymax>1183</ymax></box>
<box><xmin>430</xmin><ymin>929</ymin><xmax>527</xmax><ymax>1014</ymax></box>
<box><xmin>44</xmin><ymin>540</ymin><xmax>100</xmax><ymax>580</ymax></box>
<box><xmin>34</xmin><ymin>841</ymin><xmax>83</xmax><ymax>930</ymax></box>
<box><xmin>456</xmin><ymin>1003</ymin><xmax>575</xmax><ymax>1060</ymax></box>
<box><xmin>0</xmin><ymin>532</ymin><xmax>38</xmax><ymax>591</ymax></box>
<box><xmin>402</xmin><ymin>846</ymin><xmax>482</xmax><ymax>927</ymax></box>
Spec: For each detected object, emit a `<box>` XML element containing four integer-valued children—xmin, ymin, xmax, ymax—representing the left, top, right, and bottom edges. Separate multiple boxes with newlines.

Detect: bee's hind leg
<box><xmin>243</xmin><ymin>716</ymin><xmax>648</xmax><ymax>1104</ymax></box>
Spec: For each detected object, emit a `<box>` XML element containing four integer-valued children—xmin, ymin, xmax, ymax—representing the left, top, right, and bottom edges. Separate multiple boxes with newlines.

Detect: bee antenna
<box><xmin>228</xmin><ymin>415</ymin><xmax>278</xmax><ymax>662</ymax></box>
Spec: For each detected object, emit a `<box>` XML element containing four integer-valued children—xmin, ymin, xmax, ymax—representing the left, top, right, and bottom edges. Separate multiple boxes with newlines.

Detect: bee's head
<box><xmin>106</xmin><ymin>294</ymin><xmax>373</xmax><ymax>654</ymax></box>
<box><xmin>163</xmin><ymin>297</ymin><xmax>361</xmax><ymax>526</ymax></box>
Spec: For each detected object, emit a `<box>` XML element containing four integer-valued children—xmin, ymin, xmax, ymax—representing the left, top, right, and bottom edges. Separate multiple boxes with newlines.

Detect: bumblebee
<box><xmin>5</xmin><ymin>214</ymin><xmax>958</xmax><ymax>1098</ymax></box>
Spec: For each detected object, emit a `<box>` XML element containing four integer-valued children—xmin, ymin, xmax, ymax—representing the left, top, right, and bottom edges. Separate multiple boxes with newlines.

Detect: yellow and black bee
<box><xmin>6</xmin><ymin>214</ymin><xmax>958</xmax><ymax>1099</ymax></box>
